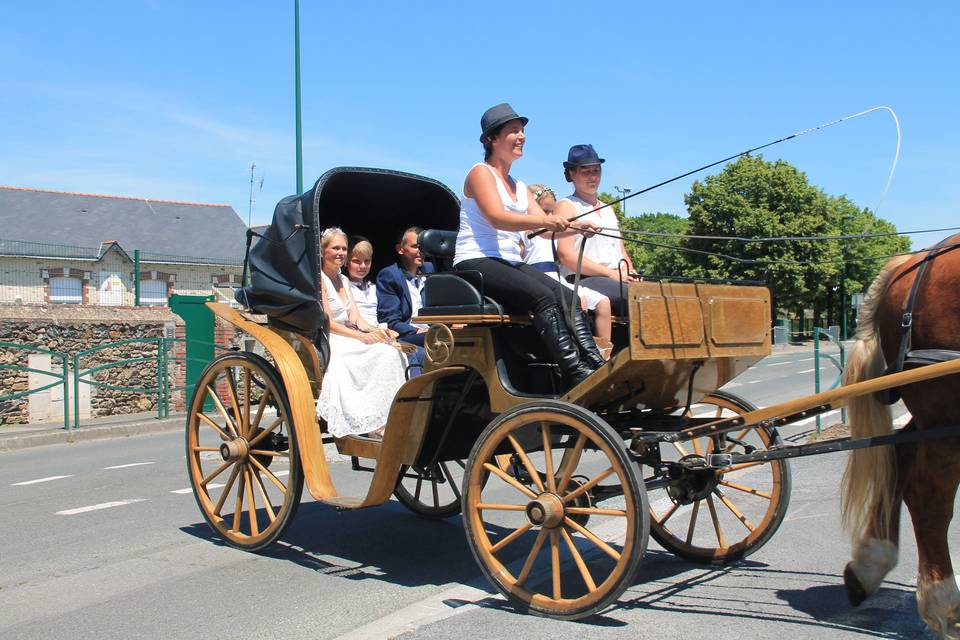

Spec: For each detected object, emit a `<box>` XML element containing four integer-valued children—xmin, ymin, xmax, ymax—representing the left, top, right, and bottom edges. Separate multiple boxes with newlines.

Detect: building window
<box><xmin>49</xmin><ymin>277</ymin><xmax>83</xmax><ymax>304</ymax></box>
<box><xmin>140</xmin><ymin>279</ymin><xmax>169</xmax><ymax>306</ymax></box>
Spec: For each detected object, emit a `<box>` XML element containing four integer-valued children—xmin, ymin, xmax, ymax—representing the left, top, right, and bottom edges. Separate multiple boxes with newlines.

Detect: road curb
<box><xmin>0</xmin><ymin>418</ymin><xmax>184</xmax><ymax>452</ymax></box>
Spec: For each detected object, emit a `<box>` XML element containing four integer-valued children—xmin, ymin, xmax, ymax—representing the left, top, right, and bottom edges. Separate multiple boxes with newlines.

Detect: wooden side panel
<box><xmin>206</xmin><ymin>303</ymin><xmax>337</xmax><ymax>501</ymax></box>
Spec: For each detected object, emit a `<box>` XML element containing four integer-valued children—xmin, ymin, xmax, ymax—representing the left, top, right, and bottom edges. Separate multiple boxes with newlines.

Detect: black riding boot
<box><xmin>533</xmin><ymin>305</ymin><xmax>594</xmax><ymax>389</ymax></box>
<box><xmin>572</xmin><ymin>309</ymin><xmax>606</xmax><ymax>370</ymax></box>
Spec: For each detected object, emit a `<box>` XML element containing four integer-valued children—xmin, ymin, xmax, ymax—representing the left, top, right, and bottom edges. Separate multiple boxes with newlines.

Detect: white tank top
<box><xmin>523</xmin><ymin>233</ymin><xmax>558</xmax><ymax>267</ymax></box>
<box><xmin>561</xmin><ymin>194</ymin><xmax>623</xmax><ymax>272</ymax></box>
<box><xmin>454</xmin><ymin>163</ymin><xmax>526</xmax><ymax>265</ymax></box>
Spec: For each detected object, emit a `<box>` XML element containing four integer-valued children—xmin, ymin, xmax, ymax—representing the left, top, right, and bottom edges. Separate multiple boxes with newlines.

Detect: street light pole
<box><xmin>294</xmin><ymin>0</ymin><xmax>303</xmax><ymax>194</ymax></box>
<box><xmin>614</xmin><ymin>185</ymin><xmax>632</xmax><ymax>216</ymax></box>
<box><xmin>840</xmin><ymin>214</ymin><xmax>852</xmax><ymax>341</ymax></box>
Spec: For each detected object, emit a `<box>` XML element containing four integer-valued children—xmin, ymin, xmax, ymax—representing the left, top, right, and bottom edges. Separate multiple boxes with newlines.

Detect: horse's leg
<box><xmin>844</xmin><ymin>439</ymin><xmax>912</xmax><ymax>605</ymax></box>
<box><xmin>904</xmin><ymin>439</ymin><xmax>960</xmax><ymax>639</ymax></box>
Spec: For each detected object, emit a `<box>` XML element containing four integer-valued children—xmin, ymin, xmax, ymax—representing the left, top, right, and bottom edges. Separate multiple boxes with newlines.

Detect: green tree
<box><xmin>680</xmin><ymin>154</ymin><xmax>909</xmax><ymax>328</ymax></box>
<box><xmin>619</xmin><ymin>212</ymin><xmax>689</xmax><ymax>276</ymax></box>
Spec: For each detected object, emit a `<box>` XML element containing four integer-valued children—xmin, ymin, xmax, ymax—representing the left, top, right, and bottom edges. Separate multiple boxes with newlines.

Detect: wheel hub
<box><xmin>667</xmin><ymin>455</ymin><xmax>719</xmax><ymax>505</ymax></box>
<box><xmin>220</xmin><ymin>438</ymin><xmax>250</xmax><ymax>462</ymax></box>
<box><xmin>526</xmin><ymin>492</ymin><xmax>565</xmax><ymax>528</ymax></box>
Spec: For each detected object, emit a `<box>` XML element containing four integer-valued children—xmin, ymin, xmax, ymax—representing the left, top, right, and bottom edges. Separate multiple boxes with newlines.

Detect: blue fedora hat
<box><xmin>480</xmin><ymin>103</ymin><xmax>528</xmax><ymax>141</ymax></box>
<box><xmin>563</xmin><ymin>144</ymin><xmax>605</xmax><ymax>168</ymax></box>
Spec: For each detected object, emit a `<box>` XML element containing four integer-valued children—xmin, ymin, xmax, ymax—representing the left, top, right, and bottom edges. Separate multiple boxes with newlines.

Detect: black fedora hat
<box><xmin>479</xmin><ymin>103</ymin><xmax>528</xmax><ymax>141</ymax></box>
<box><xmin>563</xmin><ymin>144</ymin><xmax>605</xmax><ymax>168</ymax></box>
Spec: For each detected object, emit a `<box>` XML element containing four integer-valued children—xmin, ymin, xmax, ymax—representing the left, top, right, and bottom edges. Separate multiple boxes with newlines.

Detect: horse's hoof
<box><xmin>844</xmin><ymin>563</ymin><xmax>867</xmax><ymax>607</ymax></box>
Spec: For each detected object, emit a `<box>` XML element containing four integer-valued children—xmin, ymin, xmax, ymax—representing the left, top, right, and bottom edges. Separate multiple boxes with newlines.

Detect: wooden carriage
<box><xmin>184</xmin><ymin>167</ymin><xmax>810</xmax><ymax>619</ymax></box>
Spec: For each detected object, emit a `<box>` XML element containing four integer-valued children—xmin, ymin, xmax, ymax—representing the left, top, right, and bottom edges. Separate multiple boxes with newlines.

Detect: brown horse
<box><xmin>842</xmin><ymin>233</ymin><xmax>960</xmax><ymax>638</ymax></box>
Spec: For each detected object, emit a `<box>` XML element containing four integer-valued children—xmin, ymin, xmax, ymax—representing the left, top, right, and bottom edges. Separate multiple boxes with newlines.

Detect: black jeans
<box><xmin>456</xmin><ymin>257</ymin><xmax>579</xmax><ymax>315</ymax></box>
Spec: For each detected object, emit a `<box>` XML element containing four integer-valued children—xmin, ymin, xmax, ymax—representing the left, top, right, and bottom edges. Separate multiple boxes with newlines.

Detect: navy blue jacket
<box><xmin>375</xmin><ymin>261</ymin><xmax>435</xmax><ymax>339</ymax></box>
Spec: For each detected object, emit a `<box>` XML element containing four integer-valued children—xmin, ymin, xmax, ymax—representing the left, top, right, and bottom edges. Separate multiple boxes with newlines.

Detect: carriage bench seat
<box><xmin>416</xmin><ymin>229</ymin><xmax>530</xmax><ymax>324</ymax></box>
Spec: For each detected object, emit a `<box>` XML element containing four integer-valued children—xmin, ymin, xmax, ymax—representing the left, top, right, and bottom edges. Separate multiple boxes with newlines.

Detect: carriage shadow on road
<box><xmin>617</xmin><ymin>552</ymin><xmax>928</xmax><ymax>639</ymax></box>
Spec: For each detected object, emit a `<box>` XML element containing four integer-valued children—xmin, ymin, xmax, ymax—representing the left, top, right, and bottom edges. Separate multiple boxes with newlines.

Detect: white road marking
<box><xmin>11</xmin><ymin>475</ymin><xmax>73</xmax><ymax>486</ymax></box>
<box><xmin>170</xmin><ymin>483</ymin><xmax>224</xmax><ymax>495</ymax></box>
<box><xmin>723</xmin><ymin>382</ymin><xmax>743</xmax><ymax>388</ymax></box>
<box><xmin>798</xmin><ymin>368</ymin><xmax>816</xmax><ymax>374</ymax></box>
<box><xmin>894</xmin><ymin>412</ymin><xmax>912</xmax><ymax>426</ymax></box>
<box><xmin>798</xmin><ymin>357</ymin><xmax>815</xmax><ymax>362</ymax></box>
<box><xmin>56</xmin><ymin>499</ymin><xmax>148</xmax><ymax>515</ymax></box>
<box><xmin>766</xmin><ymin>361</ymin><xmax>791</xmax><ymax>366</ymax></box>
<box><xmin>103</xmin><ymin>462</ymin><xmax>155</xmax><ymax>470</ymax></box>
<box><xmin>746</xmin><ymin>380</ymin><xmax>763</xmax><ymax>384</ymax></box>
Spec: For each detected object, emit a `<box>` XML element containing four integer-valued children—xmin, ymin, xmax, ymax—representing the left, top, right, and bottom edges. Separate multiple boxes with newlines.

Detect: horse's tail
<box><xmin>840</xmin><ymin>254</ymin><xmax>910</xmax><ymax>540</ymax></box>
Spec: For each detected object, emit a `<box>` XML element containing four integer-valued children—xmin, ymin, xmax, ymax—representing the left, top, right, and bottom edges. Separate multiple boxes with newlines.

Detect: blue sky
<box><xmin>2</xmin><ymin>1</ymin><xmax>957</xmax><ymax>248</ymax></box>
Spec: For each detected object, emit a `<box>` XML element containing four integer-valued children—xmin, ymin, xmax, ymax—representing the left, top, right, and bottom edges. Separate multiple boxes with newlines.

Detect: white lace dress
<box><xmin>316</xmin><ymin>272</ymin><xmax>408</xmax><ymax>437</ymax></box>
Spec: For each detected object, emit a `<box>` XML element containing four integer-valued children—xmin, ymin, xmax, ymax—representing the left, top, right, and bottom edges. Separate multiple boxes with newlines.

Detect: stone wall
<box><xmin>0</xmin><ymin>305</ymin><xmax>183</xmax><ymax>425</ymax></box>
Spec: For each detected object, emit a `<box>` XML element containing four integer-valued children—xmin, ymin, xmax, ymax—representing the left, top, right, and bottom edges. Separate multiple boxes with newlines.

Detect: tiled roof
<box><xmin>0</xmin><ymin>186</ymin><xmax>247</xmax><ymax>263</ymax></box>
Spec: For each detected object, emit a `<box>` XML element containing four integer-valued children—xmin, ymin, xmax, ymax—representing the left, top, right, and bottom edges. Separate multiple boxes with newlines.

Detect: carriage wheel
<box><xmin>648</xmin><ymin>391</ymin><xmax>791</xmax><ymax>564</ymax></box>
<box><xmin>463</xmin><ymin>400</ymin><xmax>648</xmax><ymax>620</ymax></box>
<box><xmin>394</xmin><ymin>461</ymin><xmax>465</xmax><ymax>518</ymax></box>
<box><xmin>186</xmin><ymin>352</ymin><xmax>304</xmax><ymax>551</ymax></box>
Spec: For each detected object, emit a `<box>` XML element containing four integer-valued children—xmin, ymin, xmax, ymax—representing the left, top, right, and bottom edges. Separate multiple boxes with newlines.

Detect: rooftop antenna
<box><xmin>247</xmin><ymin>163</ymin><xmax>264</xmax><ymax>228</ymax></box>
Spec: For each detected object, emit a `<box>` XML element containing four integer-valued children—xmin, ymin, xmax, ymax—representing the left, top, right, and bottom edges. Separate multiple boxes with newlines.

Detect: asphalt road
<box><xmin>0</xmin><ymin>349</ymin><xmax>936</xmax><ymax>640</ymax></box>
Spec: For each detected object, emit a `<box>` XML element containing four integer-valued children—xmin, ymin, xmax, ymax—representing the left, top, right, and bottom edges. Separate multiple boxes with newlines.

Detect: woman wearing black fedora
<box><xmin>554</xmin><ymin>144</ymin><xmax>640</xmax><ymax>316</ymax></box>
<box><xmin>452</xmin><ymin>103</ymin><xmax>605</xmax><ymax>388</ymax></box>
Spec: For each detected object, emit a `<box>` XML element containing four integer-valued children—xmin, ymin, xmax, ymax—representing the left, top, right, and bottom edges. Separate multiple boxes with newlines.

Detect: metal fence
<box><xmin>0</xmin><ymin>338</ymin><xmax>231</xmax><ymax>430</ymax></box>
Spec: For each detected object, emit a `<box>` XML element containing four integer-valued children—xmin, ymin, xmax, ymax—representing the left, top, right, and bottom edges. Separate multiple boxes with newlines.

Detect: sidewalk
<box><xmin>0</xmin><ymin>411</ymin><xmax>185</xmax><ymax>452</ymax></box>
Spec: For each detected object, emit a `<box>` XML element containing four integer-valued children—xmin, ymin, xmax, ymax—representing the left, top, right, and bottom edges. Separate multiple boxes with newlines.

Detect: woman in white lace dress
<box><xmin>315</xmin><ymin>227</ymin><xmax>408</xmax><ymax>438</ymax></box>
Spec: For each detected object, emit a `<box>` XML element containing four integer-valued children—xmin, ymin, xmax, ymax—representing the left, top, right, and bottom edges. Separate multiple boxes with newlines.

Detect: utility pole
<box><xmin>248</xmin><ymin>163</ymin><xmax>256</xmax><ymax>228</ymax></box>
<box><xmin>294</xmin><ymin>0</ymin><xmax>303</xmax><ymax>194</ymax></box>
<box><xmin>840</xmin><ymin>214</ymin><xmax>853</xmax><ymax>341</ymax></box>
<box><xmin>614</xmin><ymin>185</ymin><xmax>632</xmax><ymax>216</ymax></box>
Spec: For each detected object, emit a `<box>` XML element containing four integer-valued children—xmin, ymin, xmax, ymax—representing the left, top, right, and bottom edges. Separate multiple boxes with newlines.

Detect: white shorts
<box><xmin>542</xmin><ymin>270</ymin><xmax>608</xmax><ymax>311</ymax></box>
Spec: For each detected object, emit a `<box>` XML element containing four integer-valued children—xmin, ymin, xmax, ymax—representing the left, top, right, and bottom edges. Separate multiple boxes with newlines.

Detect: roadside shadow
<box><xmin>613</xmin><ymin>555</ymin><xmax>926</xmax><ymax>639</ymax></box>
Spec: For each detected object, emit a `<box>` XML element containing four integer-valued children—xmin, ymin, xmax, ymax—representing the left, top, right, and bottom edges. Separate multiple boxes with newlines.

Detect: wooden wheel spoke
<box><xmin>249</xmin><ymin>456</ymin><xmax>287</xmax><ymax>493</ymax></box>
<box><xmin>244</xmin><ymin>468</ymin><xmax>259</xmax><ymax>536</ymax></box>
<box><xmin>727</xmin><ymin>461</ymin><xmax>765</xmax><ymax>473</ymax></box>
<box><xmin>560</xmin><ymin>526</ymin><xmax>597</xmax><ymax>592</ymax></box>
<box><xmin>516</xmin><ymin>529</ymin><xmax>549</xmax><ymax>587</ymax></box>
<box><xmin>198</xmin><ymin>412</ymin><xmax>230</xmax><ymax>442</ymax></box>
<box><xmin>685</xmin><ymin>500</ymin><xmax>701</xmax><ymax>545</ymax></box>
<box><xmin>206</xmin><ymin>385</ymin><xmax>240</xmax><ymax>438</ymax></box>
<box><xmin>242</xmin><ymin>368</ymin><xmax>251</xmax><ymax>437</ymax></box>
<box><xmin>716</xmin><ymin>490</ymin><xmax>756</xmax><ymax>532</ymax></box>
<box><xmin>550</xmin><ymin>530</ymin><xmax>562</xmax><ymax>601</ymax></box>
<box><xmin>566</xmin><ymin>507</ymin><xmax>627</xmax><ymax>517</ymax></box>
<box><xmin>656</xmin><ymin>502</ymin><xmax>681</xmax><ymax>526</ymax></box>
<box><xmin>213</xmin><ymin>464</ymin><xmax>242</xmax><ymax>517</ymax></box>
<box><xmin>564</xmin><ymin>516</ymin><xmax>621</xmax><ymax>561</ymax></box>
<box><xmin>251</xmin><ymin>388</ymin><xmax>272</xmax><ymax>431</ymax></box>
<box><xmin>483</xmin><ymin>462</ymin><xmax>538</xmax><ymax>500</ymax></box>
<box><xmin>506</xmin><ymin>434</ymin><xmax>546</xmax><ymax>493</ymax></box>
<box><xmin>249</xmin><ymin>449</ymin><xmax>284</xmax><ymax>457</ymax></box>
<box><xmin>252</xmin><ymin>470</ymin><xmax>276</xmax><ymax>523</ymax></box>
<box><xmin>562</xmin><ymin>467</ymin><xmax>614</xmax><ymax>504</ymax></box>
<box><xmin>440</xmin><ymin>463</ymin><xmax>461</xmax><ymax>502</ymax></box>
<box><xmin>719</xmin><ymin>479</ymin><xmax>771</xmax><ymax>499</ymax></box>
<box><xmin>672</xmin><ymin>441</ymin><xmax>689</xmax><ymax>456</ymax></box>
<box><xmin>432</xmin><ymin>475</ymin><xmax>440</xmax><ymax>509</ymax></box>
<box><xmin>231</xmin><ymin>469</ymin><xmax>245</xmax><ymax>532</ymax></box>
<box><xmin>556</xmin><ymin>433</ymin><xmax>587</xmax><ymax>495</ymax></box>
<box><xmin>692</xmin><ymin>438</ymin><xmax>702</xmax><ymax>456</ymax></box>
<box><xmin>201</xmin><ymin>460</ymin><xmax>232</xmax><ymax>487</ymax></box>
<box><xmin>541</xmin><ymin>424</ymin><xmax>556</xmax><ymax>493</ymax></box>
<box><xmin>490</xmin><ymin>522</ymin><xmax>533</xmax><ymax>554</ymax></box>
<box><xmin>477</xmin><ymin>502</ymin><xmax>527</xmax><ymax>511</ymax></box>
<box><xmin>706</xmin><ymin>495</ymin><xmax>726</xmax><ymax>547</ymax></box>
<box><xmin>226</xmin><ymin>369</ymin><xmax>245</xmax><ymax>437</ymax></box>
<box><xmin>247</xmin><ymin>416</ymin><xmax>283</xmax><ymax>448</ymax></box>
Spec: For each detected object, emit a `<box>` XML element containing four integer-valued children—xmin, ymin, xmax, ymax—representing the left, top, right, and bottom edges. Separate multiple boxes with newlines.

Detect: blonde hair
<box><xmin>350</xmin><ymin>239</ymin><xmax>373</xmax><ymax>259</ymax></box>
<box><xmin>320</xmin><ymin>226</ymin><xmax>347</xmax><ymax>250</ymax></box>
<box><xmin>528</xmin><ymin>183</ymin><xmax>556</xmax><ymax>204</ymax></box>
